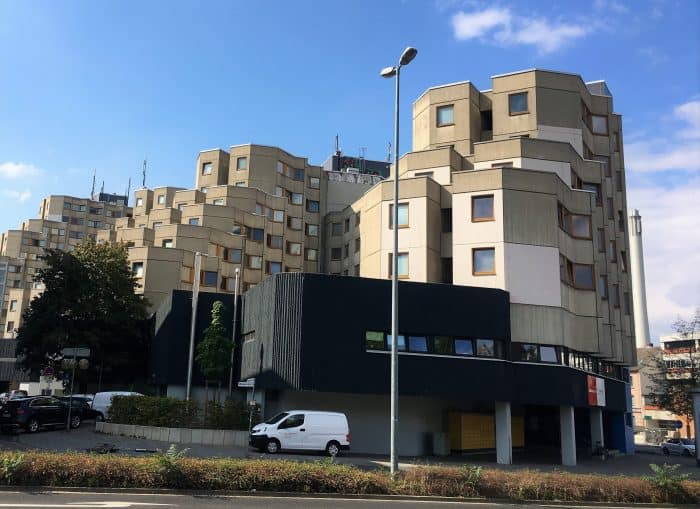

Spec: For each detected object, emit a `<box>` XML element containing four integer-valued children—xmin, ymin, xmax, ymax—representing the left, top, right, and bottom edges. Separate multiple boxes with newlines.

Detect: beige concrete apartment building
<box><xmin>0</xmin><ymin>195</ymin><xmax>131</xmax><ymax>339</ymax></box>
<box><xmin>325</xmin><ymin>69</ymin><xmax>635</xmax><ymax>369</ymax></box>
<box><xmin>96</xmin><ymin>144</ymin><xmax>380</xmax><ymax>308</ymax></box>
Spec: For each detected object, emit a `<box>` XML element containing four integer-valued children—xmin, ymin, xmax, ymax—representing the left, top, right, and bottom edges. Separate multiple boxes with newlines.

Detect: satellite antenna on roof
<box><xmin>142</xmin><ymin>159</ymin><xmax>147</xmax><ymax>188</ymax></box>
<box><xmin>90</xmin><ymin>169</ymin><xmax>96</xmax><ymax>199</ymax></box>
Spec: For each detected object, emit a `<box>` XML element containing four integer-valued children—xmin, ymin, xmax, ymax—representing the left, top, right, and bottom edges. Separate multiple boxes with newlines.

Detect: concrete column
<box><xmin>590</xmin><ymin>407</ymin><xmax>604</xmax><ymax>449</ymax></box>
<box><xmin>495</xmin><ymin>401</ymin><xmax>512</xmax><ymax>464</ymax></box>
<box><xmin>560</xmin><ymin>405</ymin><xmax>577</xmax><ymax>466</ymax></box>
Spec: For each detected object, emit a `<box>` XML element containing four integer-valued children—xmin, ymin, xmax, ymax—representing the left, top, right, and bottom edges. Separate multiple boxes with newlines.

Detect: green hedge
<box><xmin>0</xmin><ymin>451</ymin><xmax>699</xmax><ymax>504</ymax></box>
<box><xmin>109</xmin><ymin>396</ymin><xmax>254</xmax><ymax>430</ymax></box>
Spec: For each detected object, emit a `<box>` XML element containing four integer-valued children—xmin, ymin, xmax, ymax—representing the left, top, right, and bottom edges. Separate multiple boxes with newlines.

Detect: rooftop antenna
<box><xmin>335</xmin><ymin>134</ymin><xmax>341</xmax><ymax>157</ymax></box>
<box><xmin>90</xmin><ymin>169</ymin><xmax>96</xmax><ymax>199</ymax></box>
<box><xmin>142</xmin><ymin>159</ymin><xmax>147</xmax><ymax>188</ymax></box>
<box><xmin>360</xmin><ymin>147</ymin><xmax>367</xmax><ymax>173</ymax></box>
<box><xmin>100</xmin><ymin>181</ymin><xmax>105</xmax><ymax>194</ymax></box>
<box><xmin>387</xmin><ymin>142</ymin><xmax>392</xmax><ymax>163</ymax></box>
<box><xmin>125</xmin><ymin>177</ymin><xmax>131</xmax><ymax>205</ymax></box>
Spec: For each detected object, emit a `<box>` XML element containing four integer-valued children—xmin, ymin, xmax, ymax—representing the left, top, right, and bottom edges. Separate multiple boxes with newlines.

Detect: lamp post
<box><xmin>186</xmin><ymin>251</ymin><xmax>203</xmax><ymax>400</ymax></box>
<box><xmin>380</xmin><ymin>46</ymin><xmax>418</xmax><ymax>476</ymax></box>
<box><xmin>228</xmin><ymin>266</ymin><xmax>240</xmax><ymax>396</ymax></box>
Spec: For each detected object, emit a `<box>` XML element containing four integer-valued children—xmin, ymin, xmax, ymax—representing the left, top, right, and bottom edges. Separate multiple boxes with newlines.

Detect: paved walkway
<box><xmin>1</xmin><ymin>424</ymin><xmax>698</xmax><ymax>479</ymax></box>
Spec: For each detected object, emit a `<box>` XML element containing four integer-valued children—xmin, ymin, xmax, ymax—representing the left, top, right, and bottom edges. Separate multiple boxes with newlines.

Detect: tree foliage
<box><xmin>649</xmin><ymin>309</ymin><xmax>700</xmax><ymax>438</ymax></box>
<box><xmin>195</xmin><ymin>301</ymin><xmax>232</xmax><ymax>383</ymax></box>
<box><xmin>15</xmin><ymin>240</ymin><xmax>150</xmax><ymax>383</ymax></box>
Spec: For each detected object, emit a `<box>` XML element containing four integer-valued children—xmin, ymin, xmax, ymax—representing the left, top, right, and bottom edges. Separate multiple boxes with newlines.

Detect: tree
<box><xmin>649</xmin><ymin>309</ymin><xmax>700</xmax><ymax>439</ymax></box>
<box><xmin>15</xmin><ymin>240</ymin><xmax>150</xmax><ymax>388</ymax></box>
<box><xmin>195</xmin><ymin>301</ymin><xmax>232</xmax><ymax>403</ymax></box>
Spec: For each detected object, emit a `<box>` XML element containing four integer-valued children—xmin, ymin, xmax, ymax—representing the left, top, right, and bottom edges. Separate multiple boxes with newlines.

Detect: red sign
<box><xmin>587</xmin><ymin>375</ymin><xmax>606</xmax><ymax>406</ymax></box>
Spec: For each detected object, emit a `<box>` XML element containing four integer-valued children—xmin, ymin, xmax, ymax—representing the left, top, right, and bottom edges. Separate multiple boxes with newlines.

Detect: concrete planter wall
<box><xmin>95</xmin><ymin>421</ymin><xmax>248</xmax><ymax>447</ymax></box>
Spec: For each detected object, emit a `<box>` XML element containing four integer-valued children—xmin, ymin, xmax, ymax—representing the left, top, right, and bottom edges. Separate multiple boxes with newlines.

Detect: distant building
<box><xmin>322</xmin><ymin>153</ymin><xmax>391</xmax><ymax>178</ymax></box>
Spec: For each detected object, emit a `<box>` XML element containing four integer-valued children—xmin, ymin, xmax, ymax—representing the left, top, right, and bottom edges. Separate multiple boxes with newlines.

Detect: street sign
<box><xmin>61</xmin><ymin>347</ymin><xmax>91</xmax><ymax>358</ymax></box>
<box><xmin>238</xmin><ymin>378</ymin><xmax>255</xmax><ymax>388</ymax></box>
<box><xmin>675</xmin><ymin>420</ymin><xmax>683</xmax><ymax>429</ymax></box>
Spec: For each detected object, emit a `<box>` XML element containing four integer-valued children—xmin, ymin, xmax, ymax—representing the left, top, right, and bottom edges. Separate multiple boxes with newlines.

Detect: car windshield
<box><xmin>681</xmin><ymin>439</ymin><xmax>695</xmax><ymax>445</ymax></box>
<box><xmin>264</xmin><ymin>412</ymin><xmax>289</xmax><ymax>425</ymax></box>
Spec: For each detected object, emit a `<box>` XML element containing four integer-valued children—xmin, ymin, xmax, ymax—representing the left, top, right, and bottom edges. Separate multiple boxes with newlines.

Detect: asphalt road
<box><xmin>0</xmin><ymin>491</ymin><xmax>676</xmax><ymax>508</ymax></box>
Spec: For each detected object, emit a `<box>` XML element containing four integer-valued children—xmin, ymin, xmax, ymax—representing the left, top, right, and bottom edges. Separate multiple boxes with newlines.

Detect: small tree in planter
<box><xmin>195</xmin><ymin>301</ymin><xmax>232</xmax><ymax>409</ymax></box>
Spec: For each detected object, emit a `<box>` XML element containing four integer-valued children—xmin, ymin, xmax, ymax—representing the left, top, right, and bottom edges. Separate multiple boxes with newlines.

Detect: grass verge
<box><xmin>0</xmin><ymin>451</ymin><xmax>698</xmax><ymax>504</ymax></box>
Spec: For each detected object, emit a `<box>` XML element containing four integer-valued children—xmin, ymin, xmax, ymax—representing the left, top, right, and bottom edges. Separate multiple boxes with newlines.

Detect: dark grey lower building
<box><xmin>153</xmin><ymin>273</ymin><xmax>632</xmax><ymax>465</ymax></box>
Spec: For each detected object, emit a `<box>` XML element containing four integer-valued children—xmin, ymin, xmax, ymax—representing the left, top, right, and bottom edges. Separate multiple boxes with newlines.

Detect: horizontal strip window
<box><xmin>513</xmin><ymin>343</ymin><xmax>561</xmax><ymax>364</ymax></box>
<box><xmin>559</xmin><ymin>255</ymin><xmax>595</xmax><ymax>290</ymax></box>
<box><xmin>365</xmin><ymin>331</ymin><xmax>504</xmax><ymax>359</ymax></box>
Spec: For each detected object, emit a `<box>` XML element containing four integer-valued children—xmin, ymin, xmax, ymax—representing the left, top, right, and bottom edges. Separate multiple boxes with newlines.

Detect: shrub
<box><xmin>643</xmin><ymin>463</ymin><xmax>691</xmax><ymax>501</ymax></box>
<box><xmin>111</xmin><ymin>395</ymin><xmax>255</xmax><ymax>430</ymax></box>
<box><xmin>0</xmin><ymin>453</ymin><xmax>24</xmax><ymax>485</ymax></box>
<box><xmin>153</xmin><ymin>445</ymin><xmax>189</xmax><ymax>488</ymax></box>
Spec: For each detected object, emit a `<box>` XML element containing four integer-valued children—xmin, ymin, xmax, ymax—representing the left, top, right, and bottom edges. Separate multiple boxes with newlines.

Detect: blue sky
<box><xmin>0</xmin><ymin>0</ymin><xmax>698</xmax><ymax>338</ymax></box>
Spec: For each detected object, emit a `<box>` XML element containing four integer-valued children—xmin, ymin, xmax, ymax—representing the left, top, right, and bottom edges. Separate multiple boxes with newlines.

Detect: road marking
<box><xmin>0</xmin><ymin>503</ymin><xmax>173</xmax><ymax>508</ymax></box>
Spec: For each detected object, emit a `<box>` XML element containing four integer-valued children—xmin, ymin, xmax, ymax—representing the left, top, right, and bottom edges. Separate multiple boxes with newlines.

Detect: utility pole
<box><xmin>186</xmin><ymin>252</ymin><xmax>202</xmax><ymax>400</ymax></box>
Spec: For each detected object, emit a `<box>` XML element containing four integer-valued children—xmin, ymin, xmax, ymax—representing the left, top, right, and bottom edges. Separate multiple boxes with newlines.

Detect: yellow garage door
<box><xmin>449</xmin><ymin>412</ymin><xmax>525</xmax><ymax>451</ymax></box>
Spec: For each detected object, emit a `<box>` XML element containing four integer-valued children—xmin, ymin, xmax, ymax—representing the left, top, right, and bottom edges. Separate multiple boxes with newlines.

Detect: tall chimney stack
<box><xmin>629</xmin><ymin>209</ymin><xmax>652</xmax><ymax>348</ymax></box>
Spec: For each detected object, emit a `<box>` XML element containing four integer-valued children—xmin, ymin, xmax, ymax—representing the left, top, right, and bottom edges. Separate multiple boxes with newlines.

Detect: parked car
<box><xmin>0</xmin><ymin>396</ymin><xmax>82</xmax><ymax>433</ymax></box>
<box><xmin>660</xmin><ymin>438</ymin><xmax>696</xmax><ymax>456</ymax></box>
<box><xmin>91</xmin><ymin>391</ymin><xmax>142</xmax><ymax>421</ymax></box>
<box><xmin>58</xmin><ymin>396</ymin><xmax>100</xmax><ymax>421</ymax></box>
<box><xmin>250</xmin><ymin>410</ymin><xmax>350</xmax><ymax>456</ymax></box>
<box><xmin>0</xmin><ymin>390</ymin><xmax>28</xmax><ymax>404</ymax></box>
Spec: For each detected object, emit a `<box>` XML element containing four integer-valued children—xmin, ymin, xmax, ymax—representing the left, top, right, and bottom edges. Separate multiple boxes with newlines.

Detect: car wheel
<box><xmin>27</xmin><ymin>418</ymin><xmax>39</xmax><ymax>433</ymax></box>
<box><xmin>662</xmin><ymin>447</ymin><xmax>670</xmax><ymax>455</ymax></box>
<box><xmin>326</xmin><ymin>441</ymin><xmax>341</xmax><ymax>457</ymax></box>
<box><xmin>266</xmin><ymin>438</ymin><xmax>280</xmax><ymax>454</ymax></box>
<box><xmin>70</xmin><ymin>415</ymin><xmax>81</xmax><ymax>429</ymax></box>
<box><xmin>682</xmin><ymin>448</ymin><xmax>691</xmax><ymax>457</ymax></box>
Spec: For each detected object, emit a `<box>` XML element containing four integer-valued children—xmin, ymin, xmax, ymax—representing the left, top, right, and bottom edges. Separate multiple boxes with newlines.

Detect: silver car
<box><xmin>660</xmin><ymin>438</ymin><xmax>696</xmax><ymax>457</ymax></box>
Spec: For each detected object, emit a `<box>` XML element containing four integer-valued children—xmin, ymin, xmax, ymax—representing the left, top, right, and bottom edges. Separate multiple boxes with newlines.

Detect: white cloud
<box><xmin>2</xmin><ymin>189</ymin><xmax>32</xmax><ymax>203</ymax></box>
<box><xmin>625</xmin><ymin>99</ymin><xmax>700</xmax><ymax>173</ymax></box>
<box><xmin>0</xmin><ymin>161</ymin><xmax>41</xmax><ymax>179</ymax></box>
<box><xmin>450</xmin><ymin>7</ymin><xmax>588</xmax><ymax>54</ymax></box>
<box><xmin>627</xmin><ymin>179</ymin><xmax>700</xmax><ymax>338</ymax></box>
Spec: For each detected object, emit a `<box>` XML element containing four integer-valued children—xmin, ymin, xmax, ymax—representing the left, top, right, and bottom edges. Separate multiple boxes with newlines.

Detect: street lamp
<box><xmin>380</xmin><ymin>46</ymin><xmax>417</xmax><ymax>476</ymax></box>
<box><xmin>228</xmin><ymin>266</ymin><xmax>240</xmax><ymax>396</ymax></box>
<box><xmin>186</xmin><ymin>251</ymin><xmax>203</xmax><ymax>400</ymax></box>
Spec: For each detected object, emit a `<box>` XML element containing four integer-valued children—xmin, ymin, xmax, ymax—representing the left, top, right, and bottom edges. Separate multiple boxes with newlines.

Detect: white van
<box><xmin>250</xmin><ymin>410</ymin><xmax>350</xmax><ymax>456</ymax></box>
<box><xmin>91</xmin><ymin>391</ymin><xmax>142</xmax><ymax>421</ymax></box>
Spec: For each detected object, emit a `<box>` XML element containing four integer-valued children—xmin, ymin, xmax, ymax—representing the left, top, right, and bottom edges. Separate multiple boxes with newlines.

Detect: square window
<box><xmin>202</xmin><ymin>270</ymin><xmax>217</xmax><ymax>286</ymax></box>
<box><xmin>472</xmin><ymin>195</ymin><xmax>494</xmax><ymax>221</ymax></box>
<box><xmin>290</xmin><ymin>193</ymin><xmax>303</xmax><ymax>205</ymax></box>
<box><xmin>306</xmin><ymin>200</ymin><xmax>319</xmax><ymax>213</ymax></box>
<box><xmin>157</xmin><ymin>195</ymin><xmax>165</xmax><ymax>205</ymax></box>
<box><xmin>228</xmin><ymin>248</ymin><xmax>242</xmax><ymax>263</ymax></box>
<box><xmin>288</xmin><ymin>217</ymin><xmax>302</xmax><ymax>231</ymax></box>
<box><xmin>332</xmin><ymin>223</ymin><xmax>342</xmax><ymax>236</ymax></box>
<box><xmin>454</xmin><ymin>338</ymin><xmax>474</xmax><ymax>356</ymax></box>
<box><xmin>436</xmin><ymin>104</ymin><xmax>454</xmax><ymax>126</ymax></box>
<box><xmin>309</xmin><ymin>176</ymin><xmax>320</xmax><ymax>189</ymax></box>
<box><xmin>388</xmin><ymin>252</ymin><xmax>409</xmax><ymax>277</ymax></box>
<box><xmin>366</xmin><ymin>331</ymin><xmax>385</xmax><ymax>350</ymax></box>
<box><xmin>9</xmin><ymin>300</ymin><xmax>17</xmax><ymax>312</ymax></box>
<box><xmin>599</xmin><ymin>275</ymin><xmax>608</xmax><ymax>299</ymax></box>
<box><xmin>595</xmin><ymin>155</ymin><xmax>611</xmax><ymax>177</ymax></box>
<box><xmin>472</xmin><ymin>248</ymin><xmax>495</xmax><ymax>275</ymax></box>
<box><xmin>387</xmin><ymin>334</ymin><xmax>406</xmax><ymax>351</ymax></box>
<box><xmin>331</xmin><ymin>247</ymin><xmax>342</xmax><ymax>260</ymax></box>
<box><xmin>267</xmin><ymin>235</ymin><xmax>283</xmax><ymax>249</ymax></box>
<box><xmin>571</xmin><ymin>215</ymin><xmax>591</xmax><ymax>238</ymax></box>
<box><xmin>247</xmin><ymin>256</ymin><xmax>262</xmax><ymax>269</ymax></box>
<box><xmin>582</xmin><ymin>183</ymin><xmax>602</xmax><ymax>207</ymax></box>
<box><xmin>235</xmin><ymin>181</ymin><xmax>246</xmax><ymax>187</ymax></box>
<box><xmin>306</xmin><ymin>223</ymin><xmax>318</xmax><ymax>236</ymax></box>
<box><xmin>267</xmin><ymin>261</ymin><xmax>282</xmax><ymax>274</ymax></box>
<box><xmin>236</xmin><ymin>157</ymin><xmax>248</xmax><ymax>170</ymax></box>
<box><xmin>573</xmin><ymin>264</ymin><xmax>595</xmax><ymax>290</ymax></box>
<box><xmin>432</xmin><ymin>336</ymin><xmax>452</xmax><ymax>355</ymax></box>
<box><xmin>591</xmin><ymin>115</ymin><xmax>608</xmax><ymax>135</ymax></box>
<box><xmin>294</xmin><ymin>168</ymin><xmax>305</xmax><ymax>181</ymax></box>
<box><xmin>287</xmin><ymin>242</ymin><xmax>302</xmax><ymax>256</ymax></box>
<box><xmin>274</xmin><ymin>186</ymin><xmax>284</xmax><ymax>197</ymax></box>
<box><xmin>231</xmin><ymin>223</ymin><xmax>244</xmax><ymax>235</ymax></box>
<box><xmin>509</xmin><ymin>92</ymin><xmax>528</xmax><ymax>115</ymax></box>
<box><xmin>250</xmin><ymin>228</ymin><xmax>264</xmax><ymax>242</ymax></box>
<box><xmin>408</xmin><ymin>336</ymin><xmax>428</xmax><ymax>352</ymax></box>
<box><xmin>389</xmin><ymin>203</ymin><xmax>409</xmax><ymax>228</ymax></box>
<box><xmin>521</xmin><ymin>344</ymin><xmax>539</xmax><ymax>361</ymax></box>
<box><xmin>132</xmin><ymin>262</ymin><xmax>144</xmax><ymax>277</ymax></box>
<box><xmin>540</xmin><ymin>346</ymin><xmax>558</xmax><ymax>363</ymax></box>
<box><xmin>162</xmin><ymin>239</ymin><xmax>173</xmax><ymax>248</ymax></box>
<box><xmin>305</xmin><ymin>248</ymin><xmax>318</xmax><ymax>261</ymax></box>
<box><xmin>273</xmin><ymin>210</ymin><xmax>284</xmax><ymax>223</ymax></box>
<box><xmin>202</xmin><ymin>162</ymin><xmax>212</xmax><ymax>175</ymax></box>
<box><xmin>476</xmin><ymin>339</ymin><xmax>497</xmax><ymax>357</ymax></box>
<box><xmin>136</xmin><ymin>198</ymin><xmax>143</xmax><ymax>207</ymax></box>
<box><xmin>213</xmin><ymin>198</ymin><xmax>224</xmax><ymax>206</ymax></box>
<box><xmin>189</xmin><ymin>218</ymin><xmax>200</xmax><ymax>226</ymax></box>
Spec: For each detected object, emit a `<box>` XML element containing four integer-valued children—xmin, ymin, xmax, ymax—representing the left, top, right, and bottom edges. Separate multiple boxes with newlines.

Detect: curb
<box><xmin>0</xmin><ymin>486</ymin><xmax>689</xmax><ymax>507</ymax></box>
